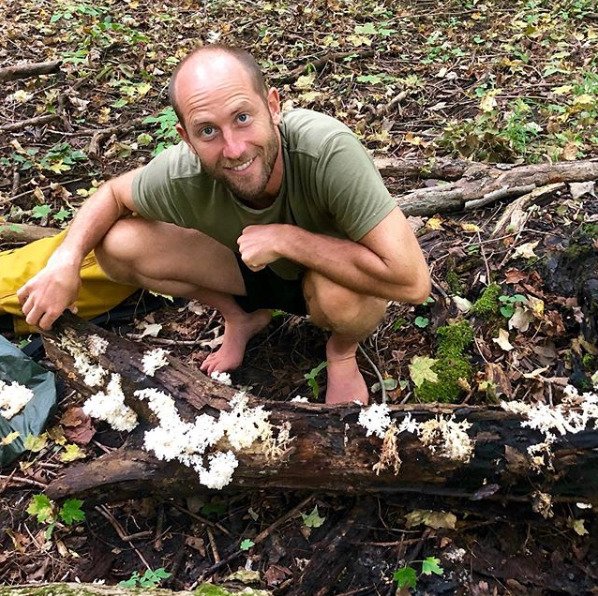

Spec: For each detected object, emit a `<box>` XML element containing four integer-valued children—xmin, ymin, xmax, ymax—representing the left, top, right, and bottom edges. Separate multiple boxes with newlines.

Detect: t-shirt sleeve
<box><xmin>131</xmin><ymin>144</ymin><xmax>189</xmax><ymax>225</ymax></box>
<box><xmin>314</xmin><ymin>132</ymin><xmax>396</xmax><ymax>241</ymax></box>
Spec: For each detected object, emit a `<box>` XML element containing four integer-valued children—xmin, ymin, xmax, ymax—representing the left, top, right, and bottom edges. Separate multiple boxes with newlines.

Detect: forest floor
<box><xmin>1</xmin><ymin>0</ymin><xmax>598</xmax><ymax>594</ymax></box>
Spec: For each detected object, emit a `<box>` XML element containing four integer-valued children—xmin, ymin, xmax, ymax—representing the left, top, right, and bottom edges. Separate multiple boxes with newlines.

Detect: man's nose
<box><xmin>221</xmin><ymin>130</ymin><xmax>245</xmax><ymax>160</ymax></box>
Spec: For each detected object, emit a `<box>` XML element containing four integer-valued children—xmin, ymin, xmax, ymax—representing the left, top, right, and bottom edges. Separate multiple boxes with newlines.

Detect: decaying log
<box><xmin>0</xmin><ymin>223</ymin><xmax>59</xmax><ymax>245</ymax></box>
<box><xmin>0</xmin><ymin>60</ymin><xmax>62</xmax><ymax>82</ymax></box>
<box><xmin>42</xmin><ymin>314</ymin><xmax>598</xmax><ymax>505</ymax></box>
<box><xmin>389</xmin><ymin>158</ymin><xmax>598</xmax><ymax>217</ymax></box>
<box><xmin>0</xmin><ymin>583</ymin><xmax>268</xmax><ymax>595</ymax></box>
<box><xmin>0</xmin><ymin>114</ymin><xmax>59</xmax><ymax>132</ymax></box>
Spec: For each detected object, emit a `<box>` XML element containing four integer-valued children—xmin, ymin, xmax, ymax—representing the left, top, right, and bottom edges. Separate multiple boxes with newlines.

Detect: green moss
<box><xmin>582</xmin><ymin>354</ymin><xmax>596</xmax><ymax>371</ymax></box>
<box><xmin>580</xmin><ymin>222</ymin><xmax>598</xmax><ymax>239</ymax></box>
<box><xmin>445</xmin><ymin>269</ymin><xmax>464</xmax><ymax>295</ymax></box>
<box><xmin>415</xmin><ymin>321</ymin><xmax>475</xmax><ymax>404</ymax></box>
<box><xmin>471</xmin><ymin>283</ymin><xmax>502</xmax><ymax>318</ymax></box>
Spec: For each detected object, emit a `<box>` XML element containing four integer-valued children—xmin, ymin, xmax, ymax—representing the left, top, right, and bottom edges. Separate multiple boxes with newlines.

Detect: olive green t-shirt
<box><xmin>132</xmin><ymin>109</ymin><xmax>396</xmax><ymax>280</ymax></box>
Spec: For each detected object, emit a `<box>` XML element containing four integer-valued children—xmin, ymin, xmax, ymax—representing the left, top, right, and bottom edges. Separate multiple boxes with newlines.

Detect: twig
<box><xmin>358</xmin><ymin>344</ymin><xmax>386</xmax><ymax>403</ymax></box>
<box><xmin>170</xmin><ymin>502</ymin><xmax>232</xmax><ymax>536</ymax></box>
<box><xmin>206</xmin><ymin>527</ymin><xmax>220</xmax><ymax>563</ymax></box>
<box><xmin>0</xmin><ymin>114</ymin><xmax>59</xmax><ymax>132</ymax></box>
<box><xmin>0</xmin><ymin>474</ymin><xmax>48</xmax><ymax>489</ymax></box>
<box><xmin>94</xmin><ymin>505</ymin><xmax>153</xmax><ymax>542</ymax></box>
<box><xmin>0</xmin><ymin>60</ymin><xmax>61</xmax><ymax>82</ymax></box>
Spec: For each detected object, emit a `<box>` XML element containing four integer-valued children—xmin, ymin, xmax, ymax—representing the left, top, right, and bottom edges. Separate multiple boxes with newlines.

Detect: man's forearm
<box><xmin>276</xmin><ymin>225</ymin><xmax>429</xmax><ymax>303</ymax></box>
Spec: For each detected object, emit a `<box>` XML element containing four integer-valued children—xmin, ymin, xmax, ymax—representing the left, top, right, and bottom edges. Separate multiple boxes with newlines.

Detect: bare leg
<box><xmin>303</xmin><ymin>271</ymin><xmax>387</xmax><ymax>405</ymax></box>
<box><xmin>95</xmin><ymin>219</ymin><xmax>271</xmax><ymax>374</ymax></box>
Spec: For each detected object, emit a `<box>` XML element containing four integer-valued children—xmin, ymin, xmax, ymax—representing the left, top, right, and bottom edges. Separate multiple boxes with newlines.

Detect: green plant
<box><xmin>119</xmin><ymin>567</ymin><xmax>171</xmax><ymax>588</ymax></box>
<box><xmin>414</xmin><ymin>316</ymin><xmax>430</xmax><ymax>329</ymax></box>
<box><xmin>143</xmin><ymin>107</ymin><xmax>180</xmax><ymax>155</ymax></box>
<box><xmin>498</xmin><ymin>293</ymin><xmax>526</xmax><ymax>318</ymax></box>
<box><xmin>471</xmin><ymin>283</ymin><xmax>502</xmax><ymax>319</ymax></box>
<box><xmin>394</xmin><ymin>556</ymin><xmax>444</xmax><ymax>590</ymax></box>
<box><xmin>304</xmin><ymin>361</ymin><xmax>327</xmax><ymax>399</ymax></box>
<box><xmin>27</xmin><ymin>495</ymin><xmax>85</xmax><ymax>538</ymax></box>
<box><xmin>240</xmin><ymin>538</ymin><xmax>255</xmax><ymax>551</ymax></box>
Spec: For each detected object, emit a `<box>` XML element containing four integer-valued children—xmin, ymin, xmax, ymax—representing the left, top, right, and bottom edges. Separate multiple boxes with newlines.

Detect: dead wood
<box><xmin>0</xmin><ymin>60</ymin><xmax>62</xmax><ymax>82</ymax></box>
<box><xmin>395</xmin><ymin>158</ymin><xmax>598</xmax><ymax>216</ymax></box>
<box><xmin>0</xmin><ymin>114</ymin><xmax>59</xmax><ymax>132</ymax></box>
<box><xmin>0</xmin><ymin>583</ymin><xmax>267</xmax><ymax>595</ymax></box>
<box><xmin>0</xmin><ymin>223</ymin><xmax>59</xmax><ymax>245</ymax></box>
<box><xmin>41</xmin><ymin>313</ymin><xmax>598</xmax><ymax>505</ymax></box>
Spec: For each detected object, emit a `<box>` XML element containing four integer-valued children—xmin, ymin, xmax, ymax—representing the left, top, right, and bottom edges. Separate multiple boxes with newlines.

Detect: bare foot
<box><xmin>201</xmin><ymin>309</ymin><xmax>271</xmax><ymax>376</ymax></box>
<box><xmin>325</xmin><ymin>353</ymin><xmax>369</xmax><ymax>405</ymax></box>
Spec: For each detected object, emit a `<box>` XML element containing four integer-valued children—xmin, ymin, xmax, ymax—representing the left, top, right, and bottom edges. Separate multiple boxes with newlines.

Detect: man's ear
<box><xmin>267</xmin><ymin>87</ymin><xmax>281</xmax><ymax>125</ymax></box>
<box><xmin>176</xmin><ymin>122</ymin><xmax>197</xmax><ymax>155</ymax></box>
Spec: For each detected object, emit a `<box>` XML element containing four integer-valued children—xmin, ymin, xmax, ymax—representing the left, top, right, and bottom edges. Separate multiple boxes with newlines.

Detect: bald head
<box><xmin>169</xmin><ymin>45</ymin><xmax>268</xmax><ymax>127</ymax></box>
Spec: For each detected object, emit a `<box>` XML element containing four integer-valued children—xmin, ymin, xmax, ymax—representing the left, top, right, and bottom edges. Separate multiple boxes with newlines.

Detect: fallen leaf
<box><xmin>405</xmin><ymin>509</ymin><xmax>457</xmax><ymax>530</ymax></box>
<box><xmin>294</xmin><ymin>72</ymin><xmax>316</xmax><ymax>89</ymax></box>
<box><xmin>569</xmin><ymin>181</ymin><xmax>596</xmax><ymax>200</ymax></box>
<box><xmin>570</xmin><ymin>518</ymin><xmax>588</xmax><ymax>536</ymax></box>
<box><xmin>511</xmin><ymin>241</ymin><xmax>539</xmax><ymax>260</ymax></box>
<box><xmin>61</xmin><ymin>407</ymin><xmax>95</xmax><ymax>445</ymax></box>
<box><xmin>523</xmin><ymin>367</ymin><xmax>549</xmax><ymax>379</ymax></box>
<box><xmin>1</xmin><ymin>431</ymin><xmax>20</xmax><ymax>446</ymax></box>
<box><xmin>493</xmin><ymin>329</ymin><xmax>514</xmax><ymax>351</ymax></box>
<box><xmin>409</xmin><ymin>356</ymin><xmax>439</xmax><ymax>387</ymax></box>
<box><xmin>23</xmin><ymin>433</ymin><xmax>48</xmax><ymax>453</ymax></box>
<box><xmin>138</xmin><ymin>322</ymin><xmax>162</xmax><ymax>338</ymax></box>
<box><xmin>426</xmin><ymin>217</ymin><xmax>444</xmax><ymax>230</ymax></box>
<box><xmin>453</xmin><ymin>296</ymin><xmax>472</xmax><ymax>313</ymax></box>
<box><xmin>59</xmin><ymin>444</ymin><xmax>87</xmax><ymax>463</ymax></box>
<box><xmin>528</xmin><ymin>296</ymin><xmax>544</xmax><ymax>318</ymax></box>
<box><xmin>460</xmin><ymin>223</ymin><xmax>480</xmax><ymax>232</ymax></box>
<box><xmin>509</xmin><ymin>307</ymin><xmax>534</xmax><ymax>332</ymax></box>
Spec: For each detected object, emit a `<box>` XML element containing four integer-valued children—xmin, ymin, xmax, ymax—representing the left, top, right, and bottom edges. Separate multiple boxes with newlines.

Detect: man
<box><xmin>17</xmin><ymin>45</ymin><xmax>430</xmax><ymax>405</ymax></box>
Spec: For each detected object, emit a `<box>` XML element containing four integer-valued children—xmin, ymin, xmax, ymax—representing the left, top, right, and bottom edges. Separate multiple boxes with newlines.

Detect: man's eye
<box><xmin>201</xmin><ymin>126</ymin><xmax>216</xmax><ymax>137</ymax></box>
<box><xmin>237</xmin><ymin>113</ymin><xmax>250</xmax><ymax>124</ymax></box>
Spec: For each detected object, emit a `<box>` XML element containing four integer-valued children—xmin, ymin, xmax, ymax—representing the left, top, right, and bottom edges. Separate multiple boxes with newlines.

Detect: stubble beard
<box><xmin>203</xmin><ymin>120</ymin><xmax>280</xmax><ymax>204</ymax></box>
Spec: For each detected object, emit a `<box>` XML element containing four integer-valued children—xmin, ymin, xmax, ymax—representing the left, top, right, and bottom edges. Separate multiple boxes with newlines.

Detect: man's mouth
<box><xmin>227</xmin><ymin>157</ymin><xmax>255</xmax><ymax>172</ymax></box>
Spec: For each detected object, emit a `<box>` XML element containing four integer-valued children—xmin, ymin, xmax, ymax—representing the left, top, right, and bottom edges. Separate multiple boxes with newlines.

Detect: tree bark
<box><xmin>42</xmin><ymin>314</ymin><xmax>598</xmax><ymax>505</ymax></box>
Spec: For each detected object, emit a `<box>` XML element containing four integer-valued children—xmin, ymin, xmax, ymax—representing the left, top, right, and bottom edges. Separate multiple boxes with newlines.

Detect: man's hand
<box><xmin>237</xmin><ymin>224</ymin><xmax>286</xmax><ymax>272</ymax></box>
<box><xmin>17</xmin><ymin>255</ymin><xmax>82</xmax><ymax>331</ymax></box>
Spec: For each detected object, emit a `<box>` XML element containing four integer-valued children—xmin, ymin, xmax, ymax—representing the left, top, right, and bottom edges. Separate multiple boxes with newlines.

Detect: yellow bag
<box><xmin>0</xmin><ymin>231</ymin><xmax>139</xmax><ymax>334</ymax></box>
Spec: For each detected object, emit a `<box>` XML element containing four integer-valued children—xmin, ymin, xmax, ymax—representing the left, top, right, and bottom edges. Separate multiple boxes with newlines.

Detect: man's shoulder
<box><xmin>281</xmin><ymin>109</ymin><xmax>355</xmax><ymax>158</ymax></box>
<box><xmin>143</xmin><ymin>141</ymin><xmax>202</xmax><ymax>182</ymax></box>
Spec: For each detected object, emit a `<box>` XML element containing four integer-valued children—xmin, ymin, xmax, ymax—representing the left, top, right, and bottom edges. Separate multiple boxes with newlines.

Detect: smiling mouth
<box><xmin>227</xmin><ymin>157</ymin><xmax>255</xmax><ymax>172</ymax></box>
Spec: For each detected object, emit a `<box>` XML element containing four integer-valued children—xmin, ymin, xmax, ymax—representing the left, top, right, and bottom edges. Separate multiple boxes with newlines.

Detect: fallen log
<box><xmin>42</xmin><ymin>314</ymin><xmax>598</xmax><ymax>505</ymax></box>
<box><xmin>0</xmin><ymin>60</ymin><xmax>62</xmax><ymax>82</ymax></box>
<box><xmin>394</xmin><ymin>158</ymin><xmax>598</xmax><ymax>216</ymax></box>
<box><xmin>0</xmin><ymin>583</ymin><xmax>268</xmax><ymax>595</ymax></box>
<box><xmin>0</xmin><ymin>223</ymin><xmax>59</xmax><ymax>245</ymax></box>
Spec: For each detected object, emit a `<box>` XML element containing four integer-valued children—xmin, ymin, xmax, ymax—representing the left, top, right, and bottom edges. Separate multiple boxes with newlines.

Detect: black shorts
<box><xmin>233</xmin><ymin>254</ymin><xmax>307</xmax><ymax>316</ymax></box>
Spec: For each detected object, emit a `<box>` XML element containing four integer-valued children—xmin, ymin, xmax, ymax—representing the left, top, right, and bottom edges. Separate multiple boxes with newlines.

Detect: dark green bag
<box><xmin>0</xmin><ymin>336</ymin><xmax>56</xmax><ymax>467</ymax></box>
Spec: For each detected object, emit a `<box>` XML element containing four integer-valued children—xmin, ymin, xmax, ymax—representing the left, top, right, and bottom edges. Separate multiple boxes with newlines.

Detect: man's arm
<box><xmin>17</xmin><ymin>168</ymin><xmax>142</xmax><ymax>330</ymax></box>
<box><xmin>237</xmin><ymin>207</ymin><xmax>431</xmax><ymax>304</ymax></box>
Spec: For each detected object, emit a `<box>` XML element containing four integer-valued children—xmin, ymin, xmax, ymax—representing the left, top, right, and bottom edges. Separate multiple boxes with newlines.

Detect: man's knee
<box><xmin>95</xmin><ymin>219</ymin><xmax>143</xmax><ymax>283</ymax></box>
<box><xmin>303</xmin><ymin>271</ymin><xmax>387</xmax><ymax>336</ymax></box>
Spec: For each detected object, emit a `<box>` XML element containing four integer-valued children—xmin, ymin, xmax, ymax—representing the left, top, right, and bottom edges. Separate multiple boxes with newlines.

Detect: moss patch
<box><xmin>415</xmin><ymin>321</ymin><xmax>475</xmax><ymax>403</ymax></box>
<box><xmin>471</xmin><ymin>283</ymin><xmax>502</xmax><ymax>319</ymax></box>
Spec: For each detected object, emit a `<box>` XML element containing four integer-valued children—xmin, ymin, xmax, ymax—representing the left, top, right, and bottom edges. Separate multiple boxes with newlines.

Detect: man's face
<box><xmin>175</xmin><ymin>55</ymin><xmax>282</xmax><ymax>205</ymax></box>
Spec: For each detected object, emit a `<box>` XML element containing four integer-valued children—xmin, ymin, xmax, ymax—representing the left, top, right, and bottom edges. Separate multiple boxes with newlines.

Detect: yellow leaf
<box><xmin>47</xmin><ymin>425</ymin><xmax>67</xmax><ymax>446</ymax></box>
<box><xmin>60</xmin><ymin>444</ymin><xmax>87</xmax><ymax>463</ymax></box>
<box><xmin>511</xmin><ymin>240</ymin><xmax>539</xmax><ymax>260</ymax></box>
<box><xmin>552</xmin><ymin>84</ymin><xmax>573</xmax><ymax>95</ymax></box>
<box><xmin>13</xmin><ymin>90</ymin><xmax>33</xmax><ymax>103</ymax></box>
<box><xmin>426</xmin><ymin>217</ymin><xmax>444</xmax><ymax>230</ymax></box>
<box><xmin>347</xmin><ymin>34</ymin><xmax>372</xmax><ymax>47</ymax></box>
<box><xmin>23</xmin><ymin>433</ymin><xmax>48</xmax><ymax>453</ymax></box>
<box><xmin>1</xmin><ymin>431</ymin><xmax>20</xmax><ymax>446</ymax></box>
<box><xmin>299</xmin><ymin>91</ymin><xmax>323</xmax><ymax>102</ymax></box>
<box><xmin>409</xmin><ymin>356</ymin><xmax>438</xmax><ymax>387</ymax></box>
<box><xmin>294</xmin><ymin>72</ymin><xmax>316</xmax><ymax>89</ymax></box>
<box><xmin>479</xmin><ymin>91</ymin><xmax>499</xmax><ymax>113</ymax></box>
<box><xmin>460</xmin><ymin>223</ymin><xmax>480</xmax><ymax>232</ymax></box>
<box><xmin>136</xmin><ymin>82</ymin><xmax>152</xmax><ymax>97</ymax></box>
<box><xmin>405</xmin><ymin>509</ymin><xmax>457</xmax><ymax>530</ymax></box>
<box><xmin>493</xmin><ymin>329</ymin><xmax>514</xmax><ymax>352</ymax></box>
<box><xmin>528</xmin><ymin>296</ymin><xmax>544</xmax><ymax>318</ymax></box>
<box><xmin>570</xmin><ymin>518</ymin><xmax>588</xmax><ymax>536</ymax></box>
<box><xmin>573</xmin><ymin>94</ymin><xmax>594</xmax><ymax>108</ymax></box>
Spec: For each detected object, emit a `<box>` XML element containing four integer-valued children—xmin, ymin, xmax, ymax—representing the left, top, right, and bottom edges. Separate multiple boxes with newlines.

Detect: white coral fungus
<box><xmin>59</xmin><ymin>330</ymin><xmax>107</xmax><ymax>387</ymax></box>
<box><xmin>210</xmin><ymin>370</ymin><xmax>232</xmax><ymax>386</ymax></box>
<box><xmin>82</xmin><ymin>374</ymin><xmax>138</xmax><ymax>432</ymax></box>
<box><xmin>141</xmin><ymin>348</ymin><xmax>170</xmax><ymax>377</ymax></box>
<box><xmin>0</xmin><ymin>379</ymin><xmax>34</xmax><ymax>419</ymax></box>
<box><xmin>139</xmin><ymin>390</ymin><xmax>290</xmax><ymax>490</ymax></box>
<box><xmin>418</xmin><ymin>416</ymin><xmax>474</xmax><ymax>462</ymax></box>
<box><xmin>358</xmin><ymin>403</ymin><xmax>392</xmax><ymax>438</ymax></box>
<box><xmin>87</xmin><ymin>334</ymin><xmax>108</xmax><ymax>357</ymax></box>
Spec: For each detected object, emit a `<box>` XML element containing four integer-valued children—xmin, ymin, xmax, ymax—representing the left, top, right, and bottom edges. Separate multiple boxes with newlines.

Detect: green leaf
<box><xmin>27</xmin><ymin>494</ymin><xmax>55</xmax><ymax>523</ymax></box>
<box><xmin>371</xmin><ymin>378</ymin><xmax>399</xmax><ymax>393</ymax></box>
<box><xmin>138</xmin><ymin>568</ymin><xmax>171</xmax><ymax>587</ymax></box>
<box><xmin>421</xmin><ymin>556</ymin><xmax>444</xmax><ymax>576</ymax></box>
<box><xmin>31</xmin><ymin>205</ymin><xmax>52</xmax><ymax>219</ymax></box>
<box><xmin>414</xmin><ymin>316</ymin><xmax>430</xmax><ymax>328</ymax></box>
<box><xmin>301</xmin><ymin>505</ymin><xmax>325</xmax><ymax>528</ymax></box>
<box><xmin>393</xmin><ymin>566</ymin><xmax>417</xmax><ymax>589</ymax></box>
<box><xmin>59</xmin><ymin>498</ymin><xmax>85</xmax><ymax>524</ymax></box>
<box><xmin>53</xmin><ymin>208</ymin><xmax>72</xmax><ymax>222</ymax></box>
<box><xmin>240</xmin><ymin>538</ymin><xmax>255</xmax><ymax>551</ymax></box>
<box><xmin>408</xmin><ymin>356</ymin><xmax>439</xmax><ymax>388</ymax></box>
<box><xmin>23</xmin><ymin>433</ymin><xmax>48</xmax><ymax>452</ymax></box>
<box><xmin>59</xmin><ymin>444</ymin><xmax>86</xmax><ymax>463</ymax></box>
<box><xmin>118</xmin><ymin>572</ymin><xmax>140</xmax><ymax>588</ymax></box>
<box><xmin>357</xmin><ymin>74</ymin><xmax>384</xmax><ymax>84</ymax></box>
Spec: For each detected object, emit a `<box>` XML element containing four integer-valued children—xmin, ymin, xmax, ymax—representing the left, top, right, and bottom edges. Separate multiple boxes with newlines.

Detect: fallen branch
<box><xmin>0</xmin><ymin>583</ymin><xmax>264</xmax><ymax>595</ymax></box>
<box><xmin>0</xmin><ymin>223</ymin><xmax>59</xmax><ymax>245</ymax></box>
<box><xmin>42</xmin><ymin>314</ymin><xmax>598</xmax><ymax>505</ymax></box>
<box><xmin>396</xmin><ymin>159</ymin><xmax>598</xmax><ymax>216</ymax></box>
<box><xmin>0</xmin><ymin>60</ymin><xmax>62</xmax><ymax>82</ymax></box>
<box><xmin>0</xmin><ymin>114</ymin><xmax>59</xmax><ymax>132</ymax></box>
